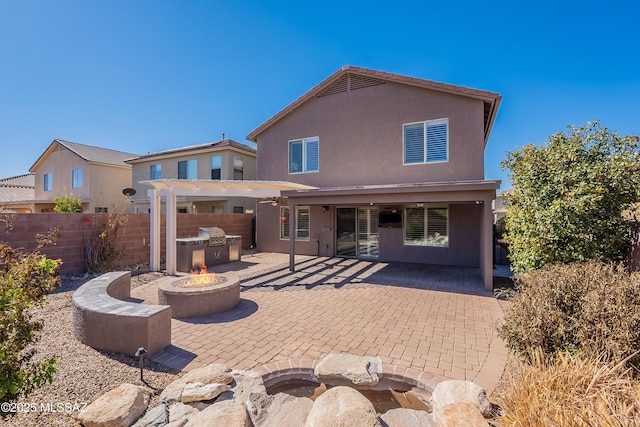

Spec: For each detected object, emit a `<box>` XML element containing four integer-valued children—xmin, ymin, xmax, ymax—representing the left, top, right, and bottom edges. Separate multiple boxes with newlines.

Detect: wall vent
<box><xmin>349</xmin><ymin>74</ymin><xmax>385</xmax><ymax>90</ymax></box>
<box><xmin>317</xmin><ymin>75</ymin><xmax>348</xmax><ymax>97</ymax></box>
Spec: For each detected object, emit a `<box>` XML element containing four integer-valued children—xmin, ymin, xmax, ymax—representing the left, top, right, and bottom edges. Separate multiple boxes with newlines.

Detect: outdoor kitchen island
<box><xmin>175</xmin><ymin>226</ymin><xmax>241</xmax><ymax>272</ymax></box>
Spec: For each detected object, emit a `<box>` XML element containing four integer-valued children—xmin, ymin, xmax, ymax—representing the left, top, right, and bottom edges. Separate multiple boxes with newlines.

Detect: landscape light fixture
<box><xmin>135</xmin><ymin>347</ymin><xmax>147</xmax><ymax>382</ymax></box>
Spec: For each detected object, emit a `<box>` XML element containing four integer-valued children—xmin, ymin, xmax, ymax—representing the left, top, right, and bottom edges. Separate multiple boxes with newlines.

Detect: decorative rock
<box><xmin>305</xmin><ymin>386</ymin><xmax>382</xmax><ymax>427</ymax></box>
<box><xmin>181</xmin><ymin>364</ymin><xmax>233</xmax><ymax>385</ymax></box>
<box><xmin>314</xmin><ymin>354</ymin><xmax>382</xmax><ymax>386</ymax></box>
<box><xmin>431</xmin><ymin>380</ymin><xmax>493</xmax><ymax>418</ymax></box>
<box><xmin>184</xmin><ymin>400</ymin><xmax>249</xmax><ymax>427</ymax></box>
<box><xmin>433</xmin><ymin>402</ymin><xmax>490</xmax><ymax>426</ymax></box>
<box><xmin>380</xmin><ymin>408</ymin><xmax>437</xmax><ymax>427</ymax></box>
<box><xmin>77</xmin><ymin>383</ymin><xmax>150</xmax><ymax>427</ymax></box>
<box><xmin>131</xmin><ymin>404</ymin><xmax>168</xmax><ymax>427</ymax></box>
<box><xmin>247</xmin><ymin>392</ymin><xmax>313</xmax><ymax>427</ymax></box>
<box><xmin>216</xmin><ymin>369</ymin><xmax>267</xmax><ymax>404</ymax></box>
<box><xmin>160</xmin><ymin>378</ymin><xmax>188</xmax><ymax>404</ymax></box>
<box><xmin>168</xmin><ymin>402</ymin><xmax>201</xmax><ymax>425</ymax></box>
<box><xmin>181</xmin><ymin>382</ymin><xmax>231</xmax><ymax>403</ymax></box>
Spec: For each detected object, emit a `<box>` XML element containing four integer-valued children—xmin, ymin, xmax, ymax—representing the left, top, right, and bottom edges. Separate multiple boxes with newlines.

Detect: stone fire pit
<box><xmin>158</xmin><ymin>273</ymin><xmax>240</xmax><ymax>318</ymax></box>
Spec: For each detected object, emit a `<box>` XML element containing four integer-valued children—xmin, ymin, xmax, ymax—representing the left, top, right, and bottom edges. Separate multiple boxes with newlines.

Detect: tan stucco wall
<box><xmin>255</xmin><ymin>81</ymin><xmax>486</xmax><ymax>186</ymax></box>
<box><xmin>129</xmin><ymin>147</ymin><xmax>257</xmax><ymax>213</ymax></box>
<box><xmin>32</xmin><ymin>146</ymin><xmax>132</xmax><ymax>212</ymax></box>
<box><xmin>34</xmin><ymin>145</ymin><xmax>90</xmax><ymax>201</ymax></box>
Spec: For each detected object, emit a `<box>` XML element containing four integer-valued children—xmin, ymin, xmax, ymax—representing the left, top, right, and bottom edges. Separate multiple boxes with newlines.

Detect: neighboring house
<box><xmin>30</xmin><ymin>140</ymin><xmax>138</xmax><ymax>213</ymax></box>
<box><xmin>492</xmin><ymin>189</ymin><xmax>513</xmax><ymax>223</ymax></box>
<box><xmin>0</xmin><ymin>173</ymin><xmax>35</xmax><ymax>212</ymax></box>
<box><xmin>125</xmin><ymin>139</ymin><xmax>257</xmax><ymax>214</ymax></box>
<box><xmin>247</xmin><ymin>66</ymin><xmax>502</xmax><ymax>289</ymax></box>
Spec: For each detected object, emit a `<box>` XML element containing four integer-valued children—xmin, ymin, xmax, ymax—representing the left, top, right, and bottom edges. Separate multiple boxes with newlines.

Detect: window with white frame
<box><xmin>210</xmin><ymin>156</ymin><xmax>221</xmax><ymax>180</ymax></box>
<box><xmin>72</xmin><ymin>168</ymin><xmax>83</xmax><ymax>189</ymax></box>
<box><xmin>404</xmin><ymin>205</ymin><xmax>449</xmax><ymax>247</ymax></box>
<box><xmin>178</xmin><ymin>159</ymin><xmax>197</xmax><ymax>179</ymax></box>
<box><xmin>403</xmin><ymin>118</ymin><xmax>448</xmax><ymax>164</ymax></box>
<box><xmin>150</xmin><ymin>164</ymin><xmax>162</xmax><ymax>180</ymax></box>
<box><xmin>233</xmin><ymin>156</ymin><xmax>243</xmax><ymax>180</ymax></box>
<box><xmin>289</xmin><ymin>137</ymin><xmax>319</xmax><ymax>174</ymax></box>
<box><xmin>280</xmin><ymin>206</ymin><xmax>310</xmax><ymax>240</ymax></box>
<box><xmin>43</xmin><ymin>173</ymin><xmax>52</xmax><ymax>191</ymax></box>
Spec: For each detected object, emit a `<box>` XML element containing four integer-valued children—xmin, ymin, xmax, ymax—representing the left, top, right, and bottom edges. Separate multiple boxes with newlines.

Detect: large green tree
<box><xmin>502</xmin><ymin>121</ymin><xmax>640</xmax><ymax>273</ymax></box>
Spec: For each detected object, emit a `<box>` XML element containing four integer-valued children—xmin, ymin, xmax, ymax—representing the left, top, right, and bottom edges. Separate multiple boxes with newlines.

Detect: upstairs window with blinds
<box><xmin>404</xmin><ymin>205</ymin><xmax>449</xmax><ymax>247</ymax></box>
<box><xmin>280</xmin><ymin>206</ymin><xmax>311</xmax><ymax>241</ymax></box>
<box><xmin>403</xmin><ymin>118</ymin><xmax>448</xmax><ymax>164</ymax></box>
<box><xmin>289</xmin><ymin>137</ymin><xmax>319</xmax><ymax>174</ymax></box>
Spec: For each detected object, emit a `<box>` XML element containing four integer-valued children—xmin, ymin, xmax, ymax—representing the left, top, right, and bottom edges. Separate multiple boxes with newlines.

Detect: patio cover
<box><xmin>140</xmin><ymin>179</ymin><xmax>317</xmax><ymax>274</ymax></box>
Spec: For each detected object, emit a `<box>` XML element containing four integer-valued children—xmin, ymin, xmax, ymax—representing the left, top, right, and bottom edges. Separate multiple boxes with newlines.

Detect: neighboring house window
<box><xmin>280</xmin><ymin>206</ymin><xmax>310</xmax><ymax>240</ymax></box>
<box><xmin>233</xmin><ymin>206</ymin><xmax>244</xmax><ymax>213</ymax></box>
<box><xmin>95</xmin><ymin>207</ymin><xmax>108</xmax><ymax>213</ymax></box>
<box><xmin>233</xmin><ymin>156</ymin><xmax>243</xmax><ymax>180</ymax></box>
<box><xmin>43</xmin><ymin>173</ymin><xmax>52</xmax><ymax>191</ymax></box>
<box><xmin>404</xmin><ymin>205</ymin><xmax>449</xmax><ymax>247</ymax></box>
<box><xmin>72</xmin><ymin>168</ymin><xmax>83</xmax><ymax>189</ymax></box>
<box><xmin>178</xmin><ymin>207</ymin><xmax>188</xmax><ymax>213</ymax></box>
<box><xmin>178</xmin><ymin>159</ymin><xmax>197</xmax><ymax>179</ymax></box>
<box><xmin>150</xmin><ymin>164</ymin><xmax>162</xmax><ymax>180</ymax></box>
<box><xmin>210</xmin><ymin>156</ymin><xmax>221</xmax><ymax>180</ymax></box>
<box><xmin>289</xmin><ymin>137</ymin><xmax>319</xmax><ymax>174</ymax></box>
<box><xmin>403</xmin><ymin>118</ymin><xmax>448</xmax><ymax>164</ymax></box>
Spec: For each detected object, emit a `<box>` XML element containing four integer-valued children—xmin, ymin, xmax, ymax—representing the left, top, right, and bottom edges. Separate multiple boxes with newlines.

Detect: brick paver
<box><xmin>132</xmin><ymin>253</ymin><xmax>507</xmax><ymax>392</ymax></box>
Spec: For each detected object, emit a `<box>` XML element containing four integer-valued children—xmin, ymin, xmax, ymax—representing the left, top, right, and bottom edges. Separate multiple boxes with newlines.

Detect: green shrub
<box><xmin>498</xmin><ymin>261</ymin><xmax>640</xmax><ymax>370</ymax></box>
<box><xmin>52</xmin><ymin>189</ymin><xmax>83</xmax><ymax>212</ymax></box>
<box><xmin>0</xmin><ymin>229</ymin><xmax>61</xmax><ymax>404</ymax></box>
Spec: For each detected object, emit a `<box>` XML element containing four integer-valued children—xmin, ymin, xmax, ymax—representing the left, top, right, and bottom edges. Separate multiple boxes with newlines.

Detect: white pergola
<box><xmin>140</xmin><ymin>179</ymin><xmax>317</xmax><ymax>275</ymax></box>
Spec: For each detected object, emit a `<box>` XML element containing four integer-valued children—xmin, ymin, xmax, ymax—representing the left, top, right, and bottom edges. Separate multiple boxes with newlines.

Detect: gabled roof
<box><xmin>125</xmin><ymin>139</ymin><xmax>257</xmax><ymax>164</ymax></box>
<box><xmin>246</xmin><ymin>65</ymin><xmax>502</xmax><ymax>145</ymax></box>
<box><xmin>0</xmin><ymin>173</ymin><xmax>35</xmax><ymax>203</ymax></box>
<box><xmin>30</xmin><ymin>140</ymin><xmax>139</xmax><ymax>171</ymax></box>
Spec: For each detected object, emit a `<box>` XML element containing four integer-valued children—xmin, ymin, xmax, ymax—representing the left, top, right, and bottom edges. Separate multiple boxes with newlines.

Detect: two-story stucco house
<box><xmin>247</xmin><ymin>66</ymin><xmax>502</xmax><ymax>290</ymax></box>
<box><xmin>125</xmin><ymin>139</ymin><xmax>257</xmax><ymax>214</ymax></box>
<box><xmin>30</xmin><ymin>140</ymin><xmax>138</xmax><ymax>213</ymax></box>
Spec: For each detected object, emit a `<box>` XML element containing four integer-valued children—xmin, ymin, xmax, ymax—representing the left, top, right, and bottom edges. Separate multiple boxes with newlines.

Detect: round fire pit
<box><xmin>158</xmin><ymin>273</ymin><xmax>240</xmax><ymax>318</ymax></box>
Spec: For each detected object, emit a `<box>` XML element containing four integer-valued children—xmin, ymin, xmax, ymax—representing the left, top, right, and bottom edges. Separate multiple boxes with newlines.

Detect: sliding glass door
<box><xmin>336</xmin><ymin>207</ymin><xmax>379</xmax><ymax>258</ymax></box>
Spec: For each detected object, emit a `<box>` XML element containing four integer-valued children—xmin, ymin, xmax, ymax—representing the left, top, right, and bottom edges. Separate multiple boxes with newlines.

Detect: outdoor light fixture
<box><xmin>135</xmin><ymin>347</ymin><xmax>147</xmax><ymax>383</ymax></box>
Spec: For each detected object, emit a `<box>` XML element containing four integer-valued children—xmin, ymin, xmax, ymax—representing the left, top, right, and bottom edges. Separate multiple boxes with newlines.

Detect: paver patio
<box><xmin>131</xmin><ymin>253</ymin><xmax>508</xmax><ymax>392</ymax></box>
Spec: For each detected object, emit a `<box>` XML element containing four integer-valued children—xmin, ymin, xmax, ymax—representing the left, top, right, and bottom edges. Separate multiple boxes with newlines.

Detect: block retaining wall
<box><xmin>0</xmin><ymin>213</ymin><xmax>254</xmax><ymax>275</ymax></box>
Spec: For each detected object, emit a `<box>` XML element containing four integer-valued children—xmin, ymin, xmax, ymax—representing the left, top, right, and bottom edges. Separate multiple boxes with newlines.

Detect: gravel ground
<box><xmin>3</xmin><ymin>271</ymin><xmax>180</xmax><ymax>427</ymax></box>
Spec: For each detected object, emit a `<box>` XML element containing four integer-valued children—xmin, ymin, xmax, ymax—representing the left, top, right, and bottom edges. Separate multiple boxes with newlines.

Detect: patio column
<box><xmin>165</xmin><ymin>189</ymin><xmax>177</xmax><ymax>275</ymax></box>
<box><xmin>289</xmin><ymin>200</ymin><xmax>296</xmax><ymax>272</ymax></box>
<box><xmin>149</xmin><ymin>190</ymin><xmax>161</xmax><ymax>272</ymax></box>
<box><xmin>480</xmin><ymin>197</ymin><xmax>494</xmax><ymax>291</ymax></box>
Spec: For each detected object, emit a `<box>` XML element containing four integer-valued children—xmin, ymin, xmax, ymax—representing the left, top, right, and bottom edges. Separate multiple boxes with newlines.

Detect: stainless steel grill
<box><xmin>198</xmin><ymin>227</ymin><xmax>227</xmax><ymax>247</ymax></box>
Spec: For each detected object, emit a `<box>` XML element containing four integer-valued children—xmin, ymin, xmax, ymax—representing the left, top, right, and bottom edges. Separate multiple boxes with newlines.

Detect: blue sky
<box><xmin>1</xmin><ymin>0</ymin><xmax>638</xmax><ymax>189</ymax></box>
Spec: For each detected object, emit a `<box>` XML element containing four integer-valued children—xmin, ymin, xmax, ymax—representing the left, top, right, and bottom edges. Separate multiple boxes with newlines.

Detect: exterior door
<box><xmin>336</xmin><ymin>207</ymin><xmax>379</xmax><ymax>259</ymax></box>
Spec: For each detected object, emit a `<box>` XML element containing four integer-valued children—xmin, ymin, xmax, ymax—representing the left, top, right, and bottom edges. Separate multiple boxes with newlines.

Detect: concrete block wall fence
<box><xmin>0</xmin><ymin>213</ymin><xmax>254</xmax><ymax>275</ymax></box>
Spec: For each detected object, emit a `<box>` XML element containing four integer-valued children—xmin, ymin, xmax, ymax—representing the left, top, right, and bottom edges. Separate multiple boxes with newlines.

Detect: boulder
<box><xmin>160</xmin><ymin>378</ymin><xmax>188</xmax><ymax>405</ymax></box>
<box><xmin>380</xmin><ymin>408</ymin><xmax>437</xmax><ymax>427</ymax></box>
<box><xmin>247</xmin><ymin>392</ymin><xmax>313</xmax><ymax>427</ymax></box>
<box><xmin>181</xmin><ymin>364</ymin><xmax>233</xmax><ymax>385</ymax></box>
<box><xmin>181</xmin><ymin>382</ymin><xmax>231</xmax><ymax>403</ymax></box>
<box><xmin>314</xmin><ymin>354</ymin><xmax>382</xmax><ymax>387</ymax></box>
<box><xmin>184</xmin><ymin>400</ymin><xmax>249</xmax><ymax>427</ymax></box>
<box><xmin>305</xmin><ymin>386</ymin><xmax>382</xmax><ymax>427</ymax></box>
<box><xmin>433</xmin><ymin>402</ymin><xmax>490</xmax><ymax>426</ymax></box>
<box><xmin>216</xmin><ymin>369</ymin><xmax>267</xmax><ymax>404</ymax></box>
<box><xmin>131</xmin><ymin>404</ymin><xmax>168</xmax><ymax>427</ymax></box>
<box><xmin>168</xmin><ymin>402</ymin><xmax>201</xmax><ymax>425</ymax></box>
<box><xmin>430</xmin><ymin>380</ymin><xmax>493</xmax><ymax>418</ymax></box>
<box><xmin>77</xmin><ymin>383</ymin><xmax>150</xmax><ymax>427</ymax></box>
